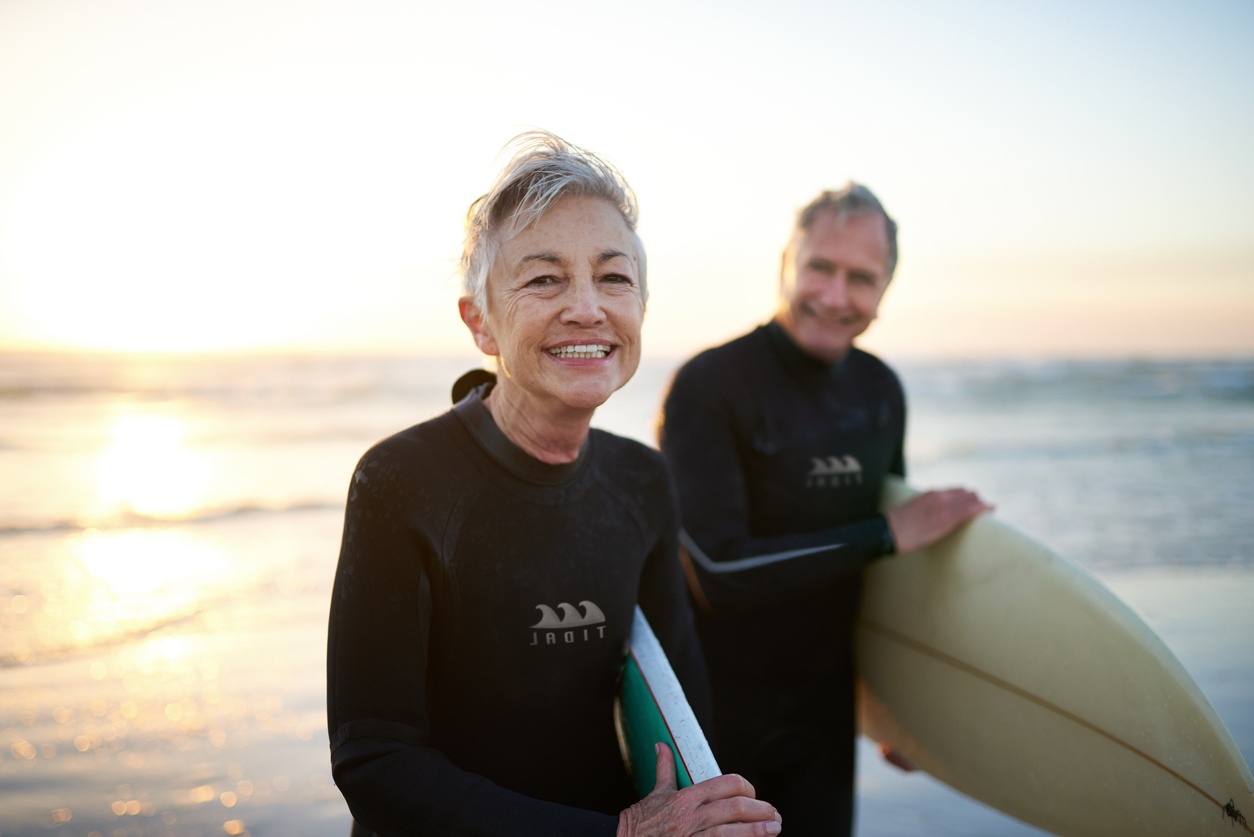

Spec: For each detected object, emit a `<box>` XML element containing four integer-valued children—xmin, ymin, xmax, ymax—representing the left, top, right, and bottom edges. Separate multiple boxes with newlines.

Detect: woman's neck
<box><xmin>482</xmin><ymin>382</ymin><xmax>592</xmax><ymax>465</ymax></box>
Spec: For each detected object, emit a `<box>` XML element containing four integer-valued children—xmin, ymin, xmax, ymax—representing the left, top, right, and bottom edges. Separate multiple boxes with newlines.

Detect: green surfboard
<box><xmin>615</xmin><ymin>607</ymin><xmax>720</xmax><ymax>798</ymax></box>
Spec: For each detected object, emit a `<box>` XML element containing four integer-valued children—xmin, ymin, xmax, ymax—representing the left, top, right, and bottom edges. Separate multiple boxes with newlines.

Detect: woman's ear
<box><xmin>459</xmin><ymin>296</ymin><xmax>499</xmax><ymax>357</ymax></box>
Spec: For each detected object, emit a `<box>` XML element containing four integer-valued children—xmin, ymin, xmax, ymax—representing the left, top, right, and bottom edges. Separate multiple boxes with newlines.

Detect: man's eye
<box><xmin>526</xmin><ymin>275</ymin><xmax>558</xmax><ymax>287</ymax></box>
<box><xmin>601</xmin><ymin>274</ymin><xmax>633</xmax><ymax>285</ymax></box>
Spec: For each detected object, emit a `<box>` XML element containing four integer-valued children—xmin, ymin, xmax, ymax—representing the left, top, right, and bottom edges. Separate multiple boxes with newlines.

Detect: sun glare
<box><xmin>96</xmin><ymin>414</ymin><xmax>211</xmax><ymax>519</ymax></box>
<box><xmin>1</xmin><ymin>86</ymin><xmax>464</xmax><ymax>354</ymax></box>
<box><xmin>79</xmin><ymin>529</ymin><xmax>226</xmax><ymax>600</ymax></box>
<box><xmin>71</xmin><ymin>528</ymin><xmax>230</xmax><ymax>653</ymax></box>
<box><xmin>3</xmin><ymin>102</ymin><xmax>336</xmax><ymax>353</ymax></box>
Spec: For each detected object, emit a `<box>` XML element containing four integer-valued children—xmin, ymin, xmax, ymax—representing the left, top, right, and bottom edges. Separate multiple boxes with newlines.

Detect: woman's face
<box><xmin>462</xmin><ymin>194</ymin><xmax>645</xmax><ymax>417</ymax></box>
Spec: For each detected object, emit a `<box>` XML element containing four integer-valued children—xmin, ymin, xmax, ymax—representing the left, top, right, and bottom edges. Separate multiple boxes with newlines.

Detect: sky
<box><xmin>0</xmin><ymin>0</ymin><xmax>1251</xmax><ymax>360</ymax></box>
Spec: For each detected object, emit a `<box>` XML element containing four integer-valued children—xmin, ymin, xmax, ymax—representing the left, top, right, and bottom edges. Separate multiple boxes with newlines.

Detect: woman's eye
<box><xmin>601</xmin><ymin>273</ymin><xmax>633</xmax><ymax>285</ymax></box>
<box><xmin>526</xmin><ymin>275</ymin><xmax>558</xmax><ymax>287</ymax></box>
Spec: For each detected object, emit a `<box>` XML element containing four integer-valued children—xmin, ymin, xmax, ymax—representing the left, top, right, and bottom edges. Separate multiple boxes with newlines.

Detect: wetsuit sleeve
<box><xmin>326</xmin><ymin>444</ymin><xmax>619</xmax><ymax>837</ymax></box>
<box><xmin>659</xmin><ymin>363</ymin><xmax>900</xmax><ymax>616</ymax></box>
<box><xmin>635</xmin><ymin>469</ymin><xmax>714</xmax><ymax>731</ymax></box>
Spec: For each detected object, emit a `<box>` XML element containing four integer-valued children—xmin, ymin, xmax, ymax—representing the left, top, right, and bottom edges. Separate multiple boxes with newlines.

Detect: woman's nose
<box><xmin>561</xmin><ymin>277</ymin><xmax>606</xmax><ymax>323</ymax></box>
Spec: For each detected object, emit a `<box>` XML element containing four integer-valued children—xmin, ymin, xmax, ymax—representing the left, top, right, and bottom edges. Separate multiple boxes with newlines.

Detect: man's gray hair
<box><xmin>795</xmin><ymin>182</ymin><xmax>899</xmax><ymax>279</ymax></box>
<box><xmin>460</xmin><ymin>130</ymin><xmax>646</xmax><ymax>312</ymax></box>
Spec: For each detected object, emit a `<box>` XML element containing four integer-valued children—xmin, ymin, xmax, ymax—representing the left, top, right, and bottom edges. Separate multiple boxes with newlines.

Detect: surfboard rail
<box><xmin>615</xmin><ymin>606</ymin><xmax>720</xmax><ymax>798</ymax></box>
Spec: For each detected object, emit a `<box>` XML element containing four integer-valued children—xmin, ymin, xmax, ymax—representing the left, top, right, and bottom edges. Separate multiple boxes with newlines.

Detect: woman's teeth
<box><xmin>548</xmin><ymin>344</ymin><xmax>610</xmax><ymax>359</ymax></box>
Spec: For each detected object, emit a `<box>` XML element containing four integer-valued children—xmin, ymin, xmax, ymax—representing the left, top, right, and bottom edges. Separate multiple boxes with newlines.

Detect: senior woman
<box><xmin>327</xmin><ymin>132</ymin><xmax>782</xmax><ymax>837</ymax></box>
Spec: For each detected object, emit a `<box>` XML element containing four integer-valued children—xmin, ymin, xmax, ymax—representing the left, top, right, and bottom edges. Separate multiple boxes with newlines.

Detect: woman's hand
<box><xmin>617</xmin><ymin>744</ymin><xmax>782</xmax><ymax>837</ymax></box>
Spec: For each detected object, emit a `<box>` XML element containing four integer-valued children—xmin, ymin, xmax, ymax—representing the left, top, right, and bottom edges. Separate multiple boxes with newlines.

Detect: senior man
<box><xmin>658</xmin><ymin>183</ymin><xmax>990</xmax><ymax>835</ymax></box>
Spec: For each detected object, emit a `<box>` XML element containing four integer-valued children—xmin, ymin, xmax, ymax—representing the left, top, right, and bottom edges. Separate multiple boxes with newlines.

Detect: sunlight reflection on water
<box><xmin>2</xmin><ymin>529</ymin><xmax>230</xmax><ymax>665</ymax></box>
<box><xmin>0</xmin><ymin>520</ymin><xmax>343</xmax><ymax>834</ymax></box>
<box><xmin>95</xmin><ymin>412</ymin><xmax>213</xmax><ymax>521</ymax></box>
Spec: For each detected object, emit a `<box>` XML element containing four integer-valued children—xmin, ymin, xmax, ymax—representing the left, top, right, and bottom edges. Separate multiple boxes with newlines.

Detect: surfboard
<box><xmin>857</xmin><ymin>478</ymin><xmax>1254</xmax><ymax>836</ymax></box>
<box><xmin>615</xmin><ymin>606</ymin><xmax>721</xmax><ymax>799</ymax></box>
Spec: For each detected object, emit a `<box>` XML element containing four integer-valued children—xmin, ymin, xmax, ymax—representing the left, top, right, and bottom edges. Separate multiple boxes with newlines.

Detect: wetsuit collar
<box><xmin>453</xmin><ymin>379</ymin><xmax>590</xmax><ymax>485</ymax></box>
<box><xmin>763</xmin><ymin>319</ymin><xmax>851</xmax><ymax>380</ymax></box>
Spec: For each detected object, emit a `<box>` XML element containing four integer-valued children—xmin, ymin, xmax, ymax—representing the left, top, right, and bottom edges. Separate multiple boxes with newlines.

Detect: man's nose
<box><xmin>820</xmin><ymin>273</ymin><xmax>850</xmax><ymax>308</ymax></box>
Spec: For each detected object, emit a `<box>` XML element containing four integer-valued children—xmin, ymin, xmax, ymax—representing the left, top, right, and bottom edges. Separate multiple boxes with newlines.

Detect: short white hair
<box><xmin>460</xmin><ymin>130</ymin><xmax>647</xmax><ymax>312</ymax></box>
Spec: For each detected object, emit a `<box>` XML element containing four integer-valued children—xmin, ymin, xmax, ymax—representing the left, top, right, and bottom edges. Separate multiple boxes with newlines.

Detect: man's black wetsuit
<box><xmin>328</xmin><ymin>378</ymin><xmax>710</xmax><ymax>836</ymax></box>
<box><xmin>658</xmin><ymin>321</ymin><xmax>905</xmax><ymax>836</ymax></box>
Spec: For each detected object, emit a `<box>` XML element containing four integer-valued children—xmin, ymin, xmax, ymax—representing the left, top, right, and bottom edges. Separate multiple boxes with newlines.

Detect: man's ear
<box><xmin>778</xmin><ymin>235</ymin><xmax>800</xmax><ymax>292</ymax></box>
<box><xmin>459</xmin><ymin>296</ymin><xmax>499</xmax><ymax>357</ymax></box>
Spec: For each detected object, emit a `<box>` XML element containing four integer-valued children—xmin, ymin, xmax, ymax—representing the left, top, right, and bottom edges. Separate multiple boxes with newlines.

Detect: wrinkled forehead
<box><xmin>491</xmin><ymin>196</ymin><xmax>646</xmax><ymax>268</ymax></box>
<box><xmin>800</xmin><ymin>205</ymin><xmax>888</xmax><ymax>241</ymax></box>
<box><xmin>789</xmin><ymin>208</ymin><xmax>890</xmax><ymax>264</ymax></box>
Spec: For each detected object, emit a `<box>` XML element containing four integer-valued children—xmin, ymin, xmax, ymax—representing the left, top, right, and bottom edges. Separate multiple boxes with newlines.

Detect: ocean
<box><xmin>1</xmin><ymin>350</ymin><xmax>1251</xmax><ymax>836</ymax></box>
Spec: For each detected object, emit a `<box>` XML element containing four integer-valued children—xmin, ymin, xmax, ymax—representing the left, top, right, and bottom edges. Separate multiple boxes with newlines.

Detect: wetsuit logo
<box><xmin>529</xmin><ymin>600</ymin><xmax>608</xmax><ymax>646</ymax></box>
<box><xmin>806</xmin><ymin>455</ymin><xmax>863</xmax><ymax>487</ymax></box>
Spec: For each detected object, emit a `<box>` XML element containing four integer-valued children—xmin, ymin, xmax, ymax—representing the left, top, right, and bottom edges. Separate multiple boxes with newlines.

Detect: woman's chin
<box><xmin>553</xmin><ymin>376</ymin><xmax>630</xmax><ymax>414</ymax></box>
<box><xmin>556</xmin><ymin>389</ymin><xmax>615</xmax><ymax>414</ymax></box>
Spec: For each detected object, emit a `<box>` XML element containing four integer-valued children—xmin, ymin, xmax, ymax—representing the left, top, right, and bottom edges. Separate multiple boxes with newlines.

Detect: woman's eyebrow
<box><xmin>517</xmin><ymin>251</ymin><xmax>566</xmax><ymax>267</ymax></box>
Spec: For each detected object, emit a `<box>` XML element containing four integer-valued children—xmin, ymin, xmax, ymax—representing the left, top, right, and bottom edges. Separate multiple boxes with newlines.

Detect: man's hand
<box><xmin>617</xmin><ymin>743</ymin><xmax>782</xmax><ymax>837</ymax></box>
<box><xmin>879</xmin><ymin>743</ymin><xmax>917</xmax><ymax>772</ymax></box>
<box><xmin>884</xmin><ymin>487</ymin><xmax>992</xmax><ymax>555</ymax></box>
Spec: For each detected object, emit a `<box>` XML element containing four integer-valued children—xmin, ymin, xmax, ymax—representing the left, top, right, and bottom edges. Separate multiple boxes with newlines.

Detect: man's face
<box><xmin>776</xmin><ymin>209</ymin><xmax>892</xmax><ymax>363</ymax></box>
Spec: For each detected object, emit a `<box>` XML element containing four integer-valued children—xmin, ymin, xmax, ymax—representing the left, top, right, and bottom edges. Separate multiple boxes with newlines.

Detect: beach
<box><xmin>1</xmin><ymin>351</ymin><xmax>1251</xmax><ymax>836</ymax></box>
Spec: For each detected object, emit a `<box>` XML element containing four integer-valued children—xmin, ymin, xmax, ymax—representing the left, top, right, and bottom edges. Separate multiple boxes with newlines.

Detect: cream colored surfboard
<box><xmin>857</xmin><ymin>478</ymin><xmax>1254</xmax><ymax>836</ymax></box>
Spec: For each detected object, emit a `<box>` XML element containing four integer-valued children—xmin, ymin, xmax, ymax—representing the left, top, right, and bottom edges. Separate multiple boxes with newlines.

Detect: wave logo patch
<box><xmin>806</xmin><ymin>455</ymin><xmax>863</xmax><ymax>487</ymax></box>
<box><xmin>530</xmin><ymin>600</ymin><xmax>607</xmax><ymax>646</ymax></box>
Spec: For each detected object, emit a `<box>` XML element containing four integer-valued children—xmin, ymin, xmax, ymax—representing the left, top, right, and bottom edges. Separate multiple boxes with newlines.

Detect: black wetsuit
<box><xmin>658</xmin><ymin>321</ymin><xmax>904</xmax><ymax>836</ymax></box>
<box><xmin>328</xmin><ymin>379</ymin><xmax>710</xmax><ymax>836</ymax></box>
